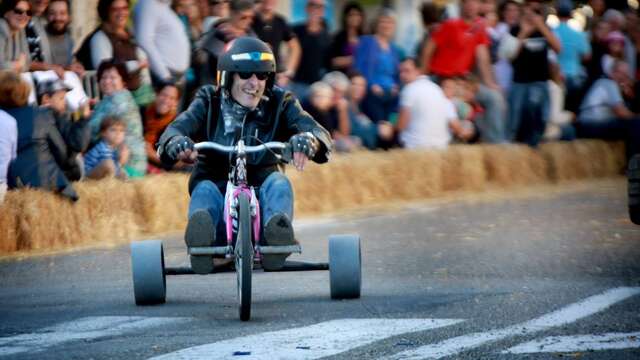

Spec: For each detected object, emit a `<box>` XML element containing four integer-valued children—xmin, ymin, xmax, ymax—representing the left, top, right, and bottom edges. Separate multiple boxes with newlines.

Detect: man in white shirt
<box><xmin>396</xmin><ymin>58</ymin><xmax>456</xmax><ymax>149</ymax></box>
<box><xmin>0</xmin><ymin>109</ymin><xmax>17</xmax><ymax>204</ymax></box>
<box><xmin>133</xmin><ymin>0</ymin><xmax>191</xmax><ymax>85</ymax></box>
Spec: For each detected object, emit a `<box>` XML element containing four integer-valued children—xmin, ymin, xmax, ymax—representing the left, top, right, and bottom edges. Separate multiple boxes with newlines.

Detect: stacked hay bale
<box><xmin>0</xmin><ymin>140</ymin><xmax>625</xmax><ymax>256</ymax></box>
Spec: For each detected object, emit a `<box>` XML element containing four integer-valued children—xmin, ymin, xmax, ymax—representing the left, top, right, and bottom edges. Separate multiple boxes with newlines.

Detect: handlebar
<box><xmin>194</xmin><ymin>141</ymin><xmax>288</xmax><ymax>153</ymax></box>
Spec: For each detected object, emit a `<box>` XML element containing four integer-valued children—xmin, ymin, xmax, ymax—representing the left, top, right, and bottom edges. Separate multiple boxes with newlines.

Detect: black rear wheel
<box><xmin>235</xmin><ymin>193</ymin><xmax>253</xmax><ymax>321</ymax></box>
<box><xmin>629</xmin><ymin>154</ymin><xmax>640</xmax><ymax>225</ymax></box>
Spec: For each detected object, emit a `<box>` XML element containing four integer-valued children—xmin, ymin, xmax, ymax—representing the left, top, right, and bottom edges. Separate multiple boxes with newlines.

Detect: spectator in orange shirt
<box><xmin>143</xmin><ymin>83</ymin><xmax>181</xmax><ymax>173</ymax></box>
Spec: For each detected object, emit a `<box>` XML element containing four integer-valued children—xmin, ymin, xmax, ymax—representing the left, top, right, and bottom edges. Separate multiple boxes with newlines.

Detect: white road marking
<box><xmin>504</xmin><ymin>332</ymin><xmax>640</xmax><ymax>354</ymax></box>
<box><xmin>385</xmin><ymin>287</ymin><xmax>640</xmax><ymax>359</ymax></box>
<box><xmin>151</xmin><ymin>318</ymin><xmax>464</xmax><ymax>360</ymax></box>
<box><xmin>0</xmin><ymin>316</ymin><xmax>187</xmax><ymax>357</ymax></box>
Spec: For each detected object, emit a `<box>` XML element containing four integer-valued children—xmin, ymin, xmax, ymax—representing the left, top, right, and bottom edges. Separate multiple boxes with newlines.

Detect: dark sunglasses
<box><xmin>12</xmin><ymin>8</ymin><xmax>32</xmax><ymax>16</ymax></box>
<box><xmin>237</xmin><ymin>72</ymin><xmax>269</xmax><ymax>80</ymax></box>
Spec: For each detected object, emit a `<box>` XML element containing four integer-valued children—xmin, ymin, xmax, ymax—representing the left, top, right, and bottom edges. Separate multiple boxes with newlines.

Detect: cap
<box><xmin>555</xmin><ymin>0</ymin><xmax>572</xmax><ymax>17</ymax></box>
<box><xmin>606</xmin><ymin>31</ymin><xmax>626</xmax><ymax>44</ymax></box>
<box><xmin>37</xmin><ymin>78</ymin><xmax>72</xmax><ymax>97</ymax></box>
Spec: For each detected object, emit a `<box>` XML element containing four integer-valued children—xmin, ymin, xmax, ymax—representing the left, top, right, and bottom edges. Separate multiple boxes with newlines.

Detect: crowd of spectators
<box><xmin>0</xmin><ymin>0</ymin><xmax>639</xmax><ymax>203</ymax></box>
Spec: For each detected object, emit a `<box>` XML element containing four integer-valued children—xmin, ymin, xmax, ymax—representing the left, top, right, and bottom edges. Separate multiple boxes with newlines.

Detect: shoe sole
<box><xmin>185</xmin><ymin>210</ymin><xmax>215</xmax><ymax>274</ymax></box>
<box><xmin>262</xmin><ymin>213</ymin><xmax>295</xmax><ymax>271</ymax></box>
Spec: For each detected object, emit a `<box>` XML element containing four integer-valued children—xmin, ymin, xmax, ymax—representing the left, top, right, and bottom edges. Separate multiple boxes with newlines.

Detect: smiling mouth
<box><xmin>242</xmin><ymin>89</ymin><xmax>258</xmax><ymax>97</ymax></box>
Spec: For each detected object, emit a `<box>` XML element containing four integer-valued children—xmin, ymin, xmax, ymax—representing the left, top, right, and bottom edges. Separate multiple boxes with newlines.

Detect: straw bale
<box><xmin>132</xmin><ymin>173</ymin><xmax>190</xmax><ymax>234</ymax></box>
<box><xmin>440</xmin><ymin>145</ymin><xmax>487</xmax><ymax>191</ymax></box>
<box><xmin>0</xmin><ymin>191</ymin><xmax>21</xmax><ymax>253</ymax></box>
<box><xmin>483</xmin><ymin>144</ymin><xmax>549</xmax><ymax>186</ymax></box>
<box><xmin>541</xmin><ymin>140</ymin><xmax>621</xmax><ymax>181</ymax></box>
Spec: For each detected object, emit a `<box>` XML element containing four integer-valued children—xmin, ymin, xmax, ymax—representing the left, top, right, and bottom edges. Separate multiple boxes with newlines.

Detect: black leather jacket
<box><xmin>158</xmin><ymin>85</ymin><xmax>332</xmax><ymax>193</ymax></box>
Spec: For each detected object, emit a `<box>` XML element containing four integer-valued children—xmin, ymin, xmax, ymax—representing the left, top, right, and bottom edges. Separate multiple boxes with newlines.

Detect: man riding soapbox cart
<box><xmin>128</xmin><ymin>37</ymin><xmax>361</xmax><ymax>321</ymax></box>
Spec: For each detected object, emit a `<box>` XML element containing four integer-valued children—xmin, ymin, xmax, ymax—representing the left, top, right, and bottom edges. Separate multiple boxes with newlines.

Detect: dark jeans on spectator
<box><xmin>508</xmin><ymin>81</ymin><xmax>550</xmax><ymax>147</ymax></box>
<box><xmin>576</xmin><ymin>116</ymin><xmax>640</xmax><ymax>161</ymax></box>
<box><xmin>362</xmin><ymin>88</ymin><xmax>398</xmax><ymax>124</ymax></box>
<box><xmin>564</xmin><ymin>75</ymin><xmax>587</xmax><ymax>114</ymax></box>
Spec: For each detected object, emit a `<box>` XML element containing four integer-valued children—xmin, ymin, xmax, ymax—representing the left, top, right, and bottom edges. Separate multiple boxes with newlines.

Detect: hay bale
<box><xmin>440</xmin><ymin>145</ymin><xmax>487</xmax><ymax>191</ymax></box>
<box><xmin>0</xmin><ymin>192</ymin><xmax>20</xmax><ymax>253</ymax></box>
<box><xmin>541</xmin><ymin>140</ymin><xmax>622</xmax><ymax>181</ymax></box>
<box><xmin>132</xmin><ymin>173</ymin><xmax>190</xmax><ymax>234</ymax></box>
<box><xmin>483</xmin><ymin>143</ymin><xmax>549</xmax><ymax>186</ymax></box>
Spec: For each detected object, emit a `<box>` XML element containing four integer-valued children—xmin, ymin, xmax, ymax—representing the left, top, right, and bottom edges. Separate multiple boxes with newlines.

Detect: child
<box><xmin>83</xmin><ymin>116</ymin><xmax>128</xmax><ymax>180</ymax></box>
<box><xmin>440</xmin><ymin>76</ymin><xmax>478</xmax><ymax>143</ymax></box>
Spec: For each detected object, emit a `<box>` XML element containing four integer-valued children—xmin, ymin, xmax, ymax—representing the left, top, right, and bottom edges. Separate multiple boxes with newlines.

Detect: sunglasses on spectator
<box><xmin>12</xmin><ymin>8</ymin><xmax>33</xmax><ymax>16</ymax></box>
<box><xmin>237</xmin><ymin>72</ymin><xmax>269</xmax><ymax>80</ymax></box>
<box><xmin>308</xmin><ymin>2</ymin><xmax>325</xmax><ymax>8</ymax></box>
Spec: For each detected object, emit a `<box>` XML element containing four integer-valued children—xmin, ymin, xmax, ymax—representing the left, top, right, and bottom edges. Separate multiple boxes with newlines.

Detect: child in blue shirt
<box><xmin>84</xmin><ymin>116</ymin><xmax>128</xmax><ymax>180</ymax></box>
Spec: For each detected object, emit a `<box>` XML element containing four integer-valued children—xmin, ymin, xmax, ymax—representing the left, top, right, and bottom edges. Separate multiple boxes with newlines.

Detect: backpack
<box><xmin>74</xmin><ymin>27</ymin><xmax>101</xmax><ymax>70</ymax></box>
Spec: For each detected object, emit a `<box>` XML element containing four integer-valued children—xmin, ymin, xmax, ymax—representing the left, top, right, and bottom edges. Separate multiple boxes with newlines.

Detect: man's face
<box><xmin>461</xmin><ymin>0</ymin><xmax>481</xmax><ymax>19</ymax></box>
<box><xmin>233</xmin><ymin>8</ymin><xmax>254</xmax><ymax>31</ymax></box>
<box><xmin>47</xmin><ymin>1</ymin><xmax>70</xmax><ymax>34</ymax></box>
<box><xmin>230</xmin><ymin>72</ymin><xmax>266</xmax><ymax>109</ymax></box>
<box><xmin>155</xmin><ymin>85</ymin><xmax>179</xmax><ymax>115</ymax></box>
<box><xmin>306</xmin><ymin>0</ymin><xmax>325</xmax><ymax>21</ymax></box>
<box><xmin>398</xmin><ymin>60</ymin><xmax>418</xmax><ymax>85</ymax></box>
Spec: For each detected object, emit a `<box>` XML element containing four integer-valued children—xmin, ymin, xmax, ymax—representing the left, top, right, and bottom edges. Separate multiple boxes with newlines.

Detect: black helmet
<box><xmin>217</xmin><ymin>37</ymin><xmax>276</xmax><ymax>91</ymax></box>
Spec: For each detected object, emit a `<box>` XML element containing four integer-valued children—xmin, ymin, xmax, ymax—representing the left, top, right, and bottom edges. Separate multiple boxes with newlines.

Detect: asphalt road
<box><xmin>0</xmin><ymin>179</ymin><xmax>639</xmax><ymax>360</ymax></box>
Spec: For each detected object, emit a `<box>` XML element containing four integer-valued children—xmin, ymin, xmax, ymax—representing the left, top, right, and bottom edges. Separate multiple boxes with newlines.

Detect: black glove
<box><xmin>289</xmin><ymin>132</ymin><xmax>319</xmax><ymax>159</ymax></box>
<box><xmin>165</xmin><ymin>136</ymin><xmax>195</xmax><ymax>161</ymax></box>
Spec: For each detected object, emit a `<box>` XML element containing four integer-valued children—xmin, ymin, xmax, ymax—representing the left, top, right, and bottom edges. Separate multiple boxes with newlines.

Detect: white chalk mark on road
<box><xmin>504</xmin><ymin>332</ymin><xmax>640</xmax><ymax>354</ymax></box>
<box><xmin>151</xmin><ymin>318</ymin><xmax>464</xmax><ymax>360</ymax></box>
<box><xmin>0</xmin><ymin>316</ymin><xmax>187</xmax><ymax>357</ymax></box>
<box><xmin>385</xmin><ymin>287</ymin><xmax>640</xmax><ymax>359</ymax></box>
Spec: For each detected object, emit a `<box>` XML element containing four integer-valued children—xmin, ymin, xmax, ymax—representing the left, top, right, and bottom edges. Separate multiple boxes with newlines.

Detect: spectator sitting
<box><xmin>37</xmin><ymin>78</ymin><xmax>92</xmax><ymax>181</ymax></box>
<box><xmin>89</xmin><ymin>60</ymin><xmax>147</xmax><ymax>178</ymax></box>
<box><xmin>577</xmin><ymin>59</ymin><xmax>639</xmax><ymax>160</ymax></box>
<box><xmin>326</xmin><ymin>1</ymin><xmax>366</xmax><ymax>74</ymax></box>
<box><xmin>133</xmin><ymin>0</ymin><xmax>190</xmax><ymax>89</ymax></box>
<box><xmin>0</xmin><ymin>70</ymin><xmax>79</xmax><ymax>201</ymax></box>
<box><xmin>143</xmin><ymin>83</ymin><xmax>185</xmax><ymax>173</ymax></box>
<box><xmin>321</xmin><ymin>71</ymin><xmax>361</xmax><ymax>152</ymax></box>
<box><xmin>422</xmin><ymin>0</ymin><xmax>507</xmax><ymax>143</ymax></box>
<box><xmin>0</xmin><ymin>0</ymin><xmax>32</xmax><ymax>72</ymax></box>
<box><xmin>601</xmin><ymin>31</ymin><xmax>627</xmax><ymax>77</ymax></box>
<box><xmin>289</xmin><ymin>0</ymin><xmax>331</xmax><ymax>101</ymax></box>
<box><xmin>345</xmin><ymin>71</ymin><xmax>380</xmax><ymax>150</ymax></box>
<box><xmin>25</xmin><ymin>0</ymin><xmax>66</xmax><ymax>78</ymax></box>
<box><xmin>202</xmin><ymin>0</ymin><xmax>230</xmax><ymax>32</ymax></box>
<box><xmin>84</xmin><ymin>116</ymin><xmax>128</xmax><ymax>180</ymax></box>
<box><xmin>44</xmin><ymin>0</ymin><xmax>85</xmax><ymax>77</ymax></box>
<box><xmin>78</xmin><ymin>0</ymin><xmax>155</xmax><ymax>107</ymax></box>
<box><xmin>440</xmin><ymin>76</ymin><xmax>478</xmax><ymax>143</ymax></box>
<box><xmin>354</xmin><ymin>8</ymin><xmax>403</xmax><ymax>130</ymax></box>
<box><xmin>301</xmin><ymin>81</ymin><xmax>351</xmax><ymax>150</ymax></box>
<box><xmin>396</xmin><ymin>58</ymin><xmax>456</xmax><ymax>149</ymax></box>
<box><xmin>544</xmin><ymin>62</ymin><xmax>576</xmax><ymax>141</ymax></box>
<box><xmin>193</xmin><ymin>0</ymin><xmax>256</xmax><ymax>88</ymax></box>
<box><xmin>585</xmin><ymin>20</ymin><xmax>611</xmax><ymax>88</ymax></box>
<box><xmin>252</xmin><ymin>0</ymin><xmax>301</xmax><ymax>89</ymax></box>
<box><xmin>0</xmin><ymin>109</ymin><xmax>17</xmax><ymax>204</ymax></box>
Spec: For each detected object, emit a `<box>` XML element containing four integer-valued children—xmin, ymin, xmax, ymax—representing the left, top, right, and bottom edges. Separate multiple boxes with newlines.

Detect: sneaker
<box><xmin>261</xmin><ymin>213</ymin><xmax>297</xmax><ymax>271</ymax></box>
<box><xmin>629</xmin><ymin>154</ymin><xmax>640</xmax><ymax>225</ymax></box>
<box><xmin>185</xmin><ymin>209</ymin><xmax>215</xmax><ymax>274</ymax></box>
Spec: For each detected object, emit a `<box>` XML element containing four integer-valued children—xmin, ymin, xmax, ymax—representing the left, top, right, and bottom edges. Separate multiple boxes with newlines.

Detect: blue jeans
<box><xmin>508</xmin><ymin>81</ymin><xmax>550</xmax><ymax>147</ymax></box>
<box><xmin>475</xmin><ymin>84</ymin><xmax>507</xmax><ymax>143</ymax></box>
<box><xmin>188</xmin><ymin>172</ymin><xmax>294</xmax><ymax>245</ymax></box>
<box><xmin>577</xmin><ymin>116</ymin><xmax>640</xmax><ymax>161</ymax></box>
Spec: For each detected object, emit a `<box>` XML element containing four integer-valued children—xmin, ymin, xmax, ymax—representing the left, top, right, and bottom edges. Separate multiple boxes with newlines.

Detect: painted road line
<box><xmin>0</xmin><ymin>316</ymin><xmax>187</xmax><ymax>357</ymax></box>
<box><xmin>504</xmin><ymin>332</ymin><xmax>640</xmax><ymax>354</ymax></box>
<box><xmin>385</xmin><ymin>287</ymin><xmax>640</xmax><ymax>359</ymax></box>
<box><xmin>151</xmin><ymin>318</ymin><xmax>464</xmax><ymax>360</ymax></box>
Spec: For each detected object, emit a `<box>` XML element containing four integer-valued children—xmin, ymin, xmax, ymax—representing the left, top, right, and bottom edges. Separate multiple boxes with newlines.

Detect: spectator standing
<box><xmin>506</xmin><ymin>0</ymin><xmax>561</xmax><ymax>146</ymax></box>
<box><xmin>174</xmin><ymin>0</ymin><xmax>205</xmax><ymax>42</ymax></box>
<box><xmin>577</xmin><ymin>59</ymin><xmax>639</xmax><ymax>160</ymax></box>
<box><xmin>553</xmin><ymin>0</ymin><xmax>591</xmax><ymax>113</ymax></box>
<box><xmin>252</xmin><ymin>0</ymin><xmax>301</xmax><ymax>88</ymax></box>
<box><xmin>421</xmin><ymin>0</ymin><xmax>507</xmax><ymax>143</ymax></box>
<box><xmin>415</xmin><ymin>2</ymin><xmax>443</xmax><ymax>60</ymax></box>
<box><xmin>194</xmin><ymin>0</ymin><xmax>255</xmax><ymax>87</ymax></box>
<box><xmin>37</xmin><ymin>78</ymin><xmax>92</xmax><ymax>181</ymax></box>
<box><xmin>87</xmin><ymin>0</ymin><xmax>155</xmax><ymax>107</ymax></box>
<box><xmin>143</xmin><ymin>83</ymin><xmax>180</xmax><ymax>173</ymax></box>
<box><xmin>89</xmin><ymin>60</ymin><xmax>147</xmax><ymax>178</ymax></box>
<box><xmin>585</xmin><ymin>19</ymin><xmax>611</xmax><ymax>87</ymax></box>
<box><xmin>44</xmin><ymin>0</ymin><xmax>85</xmax><ymax>76</ymax></box>
<box><xmin>0</xmin><ymin>109</ymin><xmax>17</xmax><ymax>204</ymax></box>
<box><xmin>133</xmin><ymin>0</ymin><xmax>191</xmax><ymax>88</ymax></box>
<box><xmin>396</xmin><ymin>58</ymin><xmax>455</xmax><ymax>149</ymax></box>
<box><xmin>493</xmin><ymin>0</ymin><xmax>520</xmax><ymax>93</ymax></box>
<box><xmin>326</xmin><ymin>1</ymin><xmax>365</xmax><ymax>74</ymax></box>
<box><xmin>84</xmin><ymin>116</ymin><xmax>128</xmax><ymax>180</ymax></box>
<box><xmin>290</xmin><ymin>0</ymin><xmax>331</xmax><ymax>100</ymax></box>
<box><xmin>354</xmin><ymin>8</ymin><xmax>403</xmax><ymax>143</ymax></box>
<box><xmin>0</xmin><ymin>0</ymin><xmax>32</xmax><ymax>72</ymax></box>
<box><xmin>0</xmin><ymin>70</ymin><xmax>79</xmax><ymax>201</ymax></box>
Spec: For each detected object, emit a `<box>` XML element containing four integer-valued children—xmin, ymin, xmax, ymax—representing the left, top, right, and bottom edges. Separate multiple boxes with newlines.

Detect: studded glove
<box><xmin>289</xmin><ymin>132</ymin><xmax>319</xmax><ymax>159</ymax></box>
<box><xmin>165</xmin><ymin>136</ymin><xmax>195</xmax><ymax>161</ymax></box>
